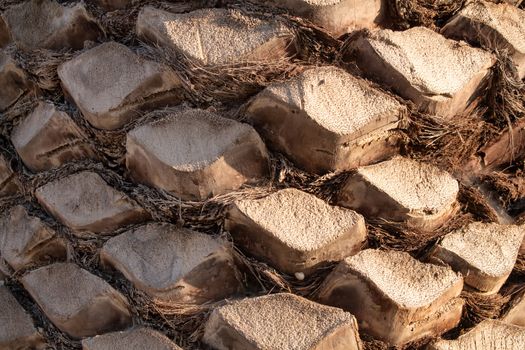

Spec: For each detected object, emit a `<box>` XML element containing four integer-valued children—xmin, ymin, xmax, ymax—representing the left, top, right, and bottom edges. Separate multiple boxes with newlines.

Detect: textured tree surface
<box><xmin>1</xmin><ymin>0</ymin><xmax>525</xmax><ymax>349</ymax></box>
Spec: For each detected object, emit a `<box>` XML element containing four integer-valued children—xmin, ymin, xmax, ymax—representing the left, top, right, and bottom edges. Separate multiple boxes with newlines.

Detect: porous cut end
<box><xmin>431</xmin><ymin>222</ymin><xmax>525</xmax><ymax>294</ymax></box>
<box><xmin>0</xmin><ymin>205</ymin><xmax>66</xmax><ymax>271</ymax></box>
<box><xmin>34</xmin><ymin>171</ymin><xmax>148</xmax><ymax>234</ymax></box>
<box><xmin>126</xmin><ymin>107</ymin><xmax>269</xmax><ymax>201</ymax></box>
<box><xmin>100</xmin><ymin>223</ymin><xmax>241</xmax><ymax>304</ymax></box>
<box><xmin>338</xmin><ymin>156</ymin><xmax>459</xmax><ymax>230</ymax></box>
<box><xmin>318</xmin><ymin>249</ymin><xmax>463</xmax><ymax>345</ymax></box>
<box><xmin>136</xmin><ymin>7</ymin><xmax>293</xmax><ymax>65</ymax></box>
<box><xmin>203</xmin><ymin>293</ymin><xmax>362</xmax><ymax>350</ymax></box>
<box><xmin>82</xmin><ymin>327</ymin><xmax>182</xmax><ymax>350</ymax></box>
<box><xmin>226</xmin><ymin>188</ymin><xmax>366</xmax><ymax>275</ymax></box>
<box><xmin>58</xmin><ymin>41</ymin><xmax>182</xmax><ymax>130</ymax></box>
<box><xmin>0</xmin><ymin>285</ymin><xmax>46</xmax><ymax>349</ymax></box>
<box><xmin>0</xmin><ymin>51</ymin><xmax>33</xmax><ymax>112</ymax></box>
<box><xmin>429</xmin><ymin>320</ymin><xmax>525</xmax><ymax>350</ymax></box>
<box><xmin>441</xmin><ymin>0</ymin><xmax>525</xmax><ymax>79</ymax></box>
<box><xmin>246</xmin><ymin>66</ymin><xmax>405</xmax><ymax>174</ymax></box>
<box><xmin>347</xmin><ymin>27</ymin><xmax>495</xmax><ymax>118</ymax></box>
<box><xmin>2</xmin><ymin>0</ymin><xmax>103</xmax><ymax>50</ymax></box>
<box><xmin>11</xmin><ymin>102</ymin><xmax>97</xmax><ymax>172</ymax></box>
<box><xmin>0</xmin><ymin>154</ymin><xmax>21</xmax><ymax>197</ymax></box>
<box><xmin>20</xmin><ymin>262</ymin><xmax>132</xmax><ymax>339</ymax></box>
<box><xmin>261</xmin><ymin>0</ymin><xmax>386</xmax><ymax>37</ymax></box>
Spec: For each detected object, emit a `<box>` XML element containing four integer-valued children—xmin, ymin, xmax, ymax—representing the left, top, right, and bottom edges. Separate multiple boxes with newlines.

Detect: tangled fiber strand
<box><xmin>365</xmin><ymin>183</ymin><xmax>498</xmax><ymax>258</ymax></box>
<box><xmin>85</xmin><ymin>0</ymin><xmax>223</xmax><ymax>44</ymax></box>
<box><xmin>387</xmin><ymin>0</ymin><xmax>466</xmax><ymax>30</ymax></box>
<box><xmin>0</xmin><ymin>0</ymin><xmax>22</xmax><ymax>11</ymax></box>
<box><xmin>365</xmin><ymin>208</ymin><xmax>472</xmax><ymax>260</ymax></box>
<box><xmin>482</xmin><ymin>49</ymin><xmax>525</xmax><ymax>129</ymax></box>
<box><xmin>231</xmin><ymin>0</ymin><xmax>342</xmax><ymax>63</ymax></box>
<box><xmin>4</xmin><ymin>45</ymin><xmax>74</xmax><ymax>95</ymax></box>
<box><xmin>481</xmin><ymin>170</ymin><xmax>525</xmax><ymax>214</ymax></box>
<box><xmin>0</xmin><ymin>93</ymin><xmax>39</xmax><ymax>137</ymax></box>
<box><xmin>510</xmin><ymin>253</ymin><xmax>525</xmax><ymax>277</ymax></box>
<box><xmin>138</xmin><ymin>42</ymin><xmax>304</xmax><ymax>106</ymax></box>
<box><xmin>135</xmin><ymin>3</ymin><xmax>342</xmax><ymax>106</ymax></box>
<box><xmin>456</xmin><ymin>184</ymin><xmax>500</xmax><ymax>222</ymax></box>
<box><xmin>361</xmin><ymin>334</ymin><xmax>434</xmax><ymax>350</ymax></box>
<box><xmin>500</xmin><ymin>284</ymin><xmax>525</xmax><ymax>319</ymax></box>
<box><xmin>406</xmin><ymin>49</ymin><xmax>525</xmax><ymax>176</ymax></box>
<box><xmin>406</xmin><ymin>109</ymin><xmax>499</xmax><ymax>176</ymax></box>
<box><xmin>233</xmin><ymin>247</ymin><xmax>337</xmax><ymax>298</ymax></box>
<box><xmin>361</xmin><ymin>335</ymin><xmax>389</xmax><ymax>350</ymax></box>
<box><xmin>460</xmin><ymin>290</ymin><xmax>510</xmax><ymax>329</ymax></box>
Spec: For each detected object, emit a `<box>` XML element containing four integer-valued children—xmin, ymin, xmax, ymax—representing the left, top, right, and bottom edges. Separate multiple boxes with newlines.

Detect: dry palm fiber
<box><xmin>500</xmin><ymin>284</ymin><xmax>525</xmax><ymax>318</ymax></box>
<box><xmin>135</xmin><ymin>2</ymin><xmax>341</xmax><ymax>105</ymax></box>
<box><xmin>481</xmin><ymin>170</ymin><xmax>525</xmax><ymax>212</ymax></box>
<box><xmin>460</xmin><ymin>290</ymin><xmax>510</xmax><ymax>328</ymax></box>
<box><xmin>365</xmin><ymin>182</ymin><xmax>498</xmax><ymax>259</ymax></box>
<box><xmin>482</xmin><ymin>50</ymin><xmax>525</xmax><ymax>129</ymax></box>
<box><xmin>139</xmin><ymin>42</ymin><xmax>305</xmax><ymax>105</ymax></box>
<box><xmin>511</xmin><ymin>253</ymin><xmax>525</xmax><ymax>276</ymax></box>
<box><xmin>361</xmin><ymin>334</ymin><xmax>434</xmax><ymax>350</ymax></box>
<box><xmin>404</xmin><ymin>48</ymin><xmax>525</xmax><ymax>175</ymax></box>
<box><xmin>232</xmin><ymin>0</ymin><xmax>342</xmax><ymax>62</ymax></box>
<box><xmin>3</xmin><ymin>44</ymin><xmax>74</xmax><ymax>95</ymax></box>
<box><xmin>0</xmin><ymin>92</ymin><xmax>39</xmax><ymax>137</ymax></box>
<box><xmin>85</xmin><ymin>0</ymin><xmax>224</xmax><ymax>45</ymax></box>
<box><xmin>233</xmin><ymin>246</ymin><xmax>338</xmax><ymax>298</ymax></box>
<box><xmin>0</xmin><ymin>0</ymin><xmax>22</xmax><ymax>11</ymax></box>
<box><xmin>387</xmin><ymin>0</ymin><xmax>466</xmax><ymax>30</ymax></box>
<box><xmin>457</xmin><ymin>183</ymin><xmax>501</xmax><ymax>222</ymax></box>
<box><xmin>406</xmin><ymin>108</ymin><xmax>498</xmax><ymax>175</ymax></box>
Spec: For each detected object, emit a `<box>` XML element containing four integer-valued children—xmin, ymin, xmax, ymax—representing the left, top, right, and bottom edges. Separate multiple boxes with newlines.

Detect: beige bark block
<box><xmin>337</xmin><ymin>157</ymin><xmax>459</xmax><ymax>231</ymax></box>
<box><xmin>318</xmin><ymin>249</ymin><xmax>464</xmax><ymax>346</ymax></box>
<box><xmin>0</xmin><ymin>52</ymin><xmax>32</xmax><ymax>112</ymax></box>
<box><xmin>82</xmin><ymin>327</ymin><xmax>182</xmax><ymax>350</ymax></box>
<box><xmin>0</xmin><ymin>284</ymin><xmax>45</xmax><ymax>350</ymax></box>
<box><xmin>11</xmin><ymin>102</ymin><xmax>97</xmax><ymax>172</ymax></box>
<box><xmin>21</xmin><ymin>262</ymin><xmax>132</xmax><ymax>339</ymax></box>
<box><xmin>246</xmin><ymin>66</ymin><xmax>405</xmax><ymax>174</ymax></box>
<box><xmin>2</xmin><ymin>0</ymin><xmax>103</xmax><ymax>51</ymax></box>
<box><xmin>203</xmin><ymin>293</ymin><xmax>362</xmax><ymax>350</ymax></box>
<box><xmin>100</xmin><ymin>223</ymin><xmax>241</xmax><ymax>304</ymax></box>
<box><xmin>262</xmin><ymin>0</ymin><xmax>387</xmax><ymax>37</ymax></box>
<box><xmin>0</xmin><ymin>205</ymin><xmax>66</xmax><ymax>272</ymax></box>
<box><xmin>126</xmin><ymin>107</ymin><xmax>269</xmax><ymax>201</ymax></box>
<box><xmin>136</xmin><ymin>7</ymin><xmax>294</xmax><ymax>65</ymax></box>
<box><xmin>225</xmin><ymin>188</ymin><xmax>366</xmax><ymax>275</ymax></box>
<box><xmin>347</xmin><ymin>27</ymin><xmax>495</xmax><ymax>118</ymax></box>
<box><xmin>442</xmin><ymin>1</ymin><xmax>525</xmax><ymax>79</ymax></box>
<box><xmin>35</xmin><ymin>171</ymin><xmax>148</xmax><ymax>235</ymax></box>
<box><xmin>0</xmin><ymin>154</ymin><xmax>21</xmax><ymax>198</ymax></box>
<box><xmin>430</xmin><ymin>222</ymin><xmax>524</xmax><ymax>294</ymax></box>
<box><xmin>58</xmin><ymin>42</ymin><xmax>182</xmax><ymax>130</ymax></box>
<box><xmin>428</xmin><ymin>320</ymin><xmax>525</xmax><ymax>350</ymax></box>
